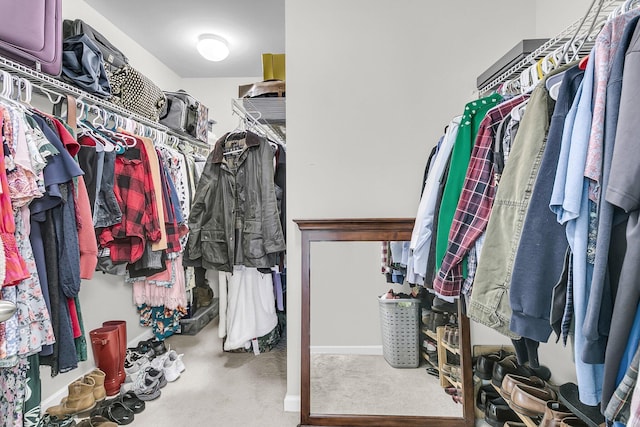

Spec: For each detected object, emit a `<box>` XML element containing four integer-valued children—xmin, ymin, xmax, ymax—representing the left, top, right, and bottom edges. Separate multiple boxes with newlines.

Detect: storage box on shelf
<box><xmin>178</xmin><ymin>298</ymin><xmax>219</xmax><ymax>335</ymax></box>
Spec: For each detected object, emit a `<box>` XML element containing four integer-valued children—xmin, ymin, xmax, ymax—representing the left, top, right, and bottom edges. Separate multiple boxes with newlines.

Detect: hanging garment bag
<box><xmin>0</xmin><ymin>0</ymin><xmax>62</xmax><ymax>76</ymax></box>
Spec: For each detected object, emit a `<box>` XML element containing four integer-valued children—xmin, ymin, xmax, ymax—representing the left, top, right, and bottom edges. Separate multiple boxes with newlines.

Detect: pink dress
<box><xmin>0</xmin><ymin>111</ymin><xmax>29</xmax><ymax>287</ymax></box>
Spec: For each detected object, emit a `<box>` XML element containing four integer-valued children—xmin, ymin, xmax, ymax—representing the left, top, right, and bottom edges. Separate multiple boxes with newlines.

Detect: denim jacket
<box><xmin>187</xmin><ymin>131</ymin><xmax>285</xmax><ymax>272</ymax></box>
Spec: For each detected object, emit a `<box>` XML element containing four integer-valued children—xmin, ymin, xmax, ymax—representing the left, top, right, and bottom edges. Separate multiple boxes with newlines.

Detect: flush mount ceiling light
<box><xmin>196</xmin><ymin>34</ymin><xmax>230</xmax><ymax>62</ymax></box>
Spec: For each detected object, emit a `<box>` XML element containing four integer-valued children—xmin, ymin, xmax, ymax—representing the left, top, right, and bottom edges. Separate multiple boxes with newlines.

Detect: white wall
<box><xmin>536</xmin><ymin>0</ymin><xmax>593</xmax><ymax>37</ymax></box>
<box><xmin>285</xmin><ymin>0</ymin><xmax>545</xmax><ymax>411</ymax></box>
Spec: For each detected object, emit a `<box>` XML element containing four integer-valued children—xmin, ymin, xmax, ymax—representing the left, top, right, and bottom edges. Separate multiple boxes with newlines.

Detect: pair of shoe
<box><xmin>444</xmin><ymin>386</ymin><xmax>461</xmax><ymax>397</ymax></box>
<box><xmin>431</xmin><ymin>296</ymin><xmax>458</xmax><ymax>313</ymax></box>
<box><xmin>474</xmin><ymin>349</ymin><xmax>513</xmax><ymax>380</ymax></box>
<box><xmin>476</xmin><ymin>384</ymin><xmax>500</xmax><ymax>413</ymax></box>
<box><xmin>46</xmin><ymin>374</ymin><xmax>100</xmax><ymax>418</ymax></box>
<box><xmin>443</xmin><ymin>326</ymin><xmax>459</xmax><ymax>348</ymax></box>
<box><xmin>509</xmin><ymin>383</ymin><xmax>557</xmax><ymax>418</ymax></box>
<box><xmin>441</xmin><ymin>363</ymin><xmax>460</xmax><ymax>381</ymax></box>
<box><xmin>77</xmin><ymin>415</ymin><xmax>117</xmax><ymax>427</ymax></box>
<box><xmin>492</xmin><ymin>354</ymin><xmax>552</xmax><ymax>388</ymax></box>
<box><xmin>149</xmin><ymin>349</ymin><xmax>185</xmax><ymax>382</ymax></box>
<box><xmin>424</xmin><ymin>312</ymin><xmax>449</xmax><ymax>333</ymax></box>
<box><xmin>128</xmin><ymin>338</ymin><xmax>167</xmax><ymax>360</ymax></box>
<box><xmin>425</xmin><ymin>366</ymin><xmax>439</xmax><ymax>378</ymax></box>
<box><xmin>500</xmin><ymin>373</ymin><xmax>553</xmax><ymax>404</ymax></box>
<box><xmin>90</xmin><ymin>392</ymin><xmax>144</xmax><ymax>426</ymax></box>
<box><xmin>484</xmin><ymin>396</ymin><xmax>522</xmax><ymax>427</ymax></box>
<box><xmin>37</xmin><ymin>414</ymin><xmax>77</xmax><ymax>427</ymax></box>
<box><xmin>121</xmin><ymin>365</ymin><xmax>166</xmax><ymax>401</ymax></box>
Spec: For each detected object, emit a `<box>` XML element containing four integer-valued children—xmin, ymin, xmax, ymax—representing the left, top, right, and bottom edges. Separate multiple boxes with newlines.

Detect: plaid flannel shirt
<box><xmin>605</xmin><ymin>345</ymin><xmax>640</xmax><ymax>425</ymax></box>
<box><xmin>434</xmin><ymin>95</ymin><xmax>528</xmax><ymax>297</ymax></box>
<box><xmin>99</xmin><ymin>138</ymin><xmax>161</xmax><ymax>263</ymax></box>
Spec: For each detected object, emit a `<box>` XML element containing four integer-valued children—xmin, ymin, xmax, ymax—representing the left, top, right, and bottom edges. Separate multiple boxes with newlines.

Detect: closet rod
<box><xmin>231</xmin><ymin>98</ymin><xmax>286</xmax><ymax>146</ymax></box>
<box><xmin>0</xmin><ymin>54</ymin><xmax>212</xmax><ymax>151</ymax></box>
<box><xmin>478</xmin><ymin>0</ymin><xmax>623</xmax><ymax>96</ymax></box>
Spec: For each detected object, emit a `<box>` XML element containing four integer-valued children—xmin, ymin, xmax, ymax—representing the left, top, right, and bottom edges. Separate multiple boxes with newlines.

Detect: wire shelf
<box><xmin>232</xmin><ymin>98</ymin><xmax>286</xmax><ymax>146</ymax></box>
<box><xmin>0</xmin><ymin>55</ymin><xmax>213</xmax><ymax>152</ymax></box>
<box><xmin>478</xmin><ymin>0</ymin><xmax>625</xmax><ymax>96</ymax></box>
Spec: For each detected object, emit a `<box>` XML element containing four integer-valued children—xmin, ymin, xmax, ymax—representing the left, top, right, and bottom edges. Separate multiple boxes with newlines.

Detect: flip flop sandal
<box><xmin>119</xmin><ymin>391</ymin><xmax>145</xmax><ymax>414</ymax></box>
<box><xmin>96</xmin><ymin>401</ymin><xmax>134</xmax><ymax>425</ymax></box>
<box><xmin>425</xmin><ymin>367</ymin><xmax>439</xmax><ymax>377</ymax></box>
<box><xmin>38</xmin><ymin>414</ymin><xmax>77</xmax><ymax>427</ymax></box>
<box><xmin>77</xmin><ymin>416</ymin><xmax>118</xmax><ymax>427</ymax></box>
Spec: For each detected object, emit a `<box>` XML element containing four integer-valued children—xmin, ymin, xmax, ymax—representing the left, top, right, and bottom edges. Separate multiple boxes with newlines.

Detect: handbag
<box><xmin>0</xmin><ymin>0</ymin><xmax>62</xmax><ymax>76</ymax></box>
<box><xmin>107</xmin><ymin>64</ymin><xmax>166</xmax><ymax>122</ymax></box>
<box><xmin>62</xmin><ymin>19</ymin><xmax>128</xmax><ymax>71</ymax></box>
<box><xmin>160</xmin><ymin>90</ymin><xmax>209</xmax><ymax>142</ymax></box>
<box><xmin>61</xmin><ymin>34</ymin><xmax>111</xmax><ymax>98</ymax></box>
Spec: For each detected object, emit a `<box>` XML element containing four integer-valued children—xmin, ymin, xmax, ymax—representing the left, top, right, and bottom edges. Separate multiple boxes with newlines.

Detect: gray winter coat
<box><xmin>188</xmin><ymin>131</ymin><xmax>285</xmax><ymax>272</ymax></box>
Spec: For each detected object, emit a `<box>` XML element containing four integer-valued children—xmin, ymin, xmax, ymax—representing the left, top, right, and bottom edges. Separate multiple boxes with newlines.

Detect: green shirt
<box><xmin>434</xmin><ymin>93</ymin><xmax>503</xmax><ymax>281</ymax></box>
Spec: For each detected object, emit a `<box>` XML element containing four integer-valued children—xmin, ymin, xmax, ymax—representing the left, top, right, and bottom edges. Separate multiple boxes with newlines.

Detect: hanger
<box><xmin>31</xmin><ymin>81</ymin><xmax>63</xmax><ymax>106</ymax></box>
<box><xmin>0</xmin><ymin>71</ymin><xmax>10</xmax><ymax>99</ymax></box>
<box><xmin>623</xmin><ymin>0</ymin><xmax>640</xmax><ymax>11</ymax></box>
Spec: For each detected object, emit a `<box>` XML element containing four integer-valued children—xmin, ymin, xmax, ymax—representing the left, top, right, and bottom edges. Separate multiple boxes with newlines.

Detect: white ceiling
<box><xmin>85</xmin><ymin>0</ymin><xmax>285</xmax><ymax>78</ymax></box>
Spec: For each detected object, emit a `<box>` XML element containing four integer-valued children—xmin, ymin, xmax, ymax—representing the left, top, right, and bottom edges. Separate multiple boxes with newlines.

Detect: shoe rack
<box><xmin>421</xmin><ymin>326</ymin><xmax>439</xmax><ymax>372</ymax></box>
<box><xmin>437</xmin><ymin>325</ymin><xmax>461</xmax><ymax>389</ymax></box>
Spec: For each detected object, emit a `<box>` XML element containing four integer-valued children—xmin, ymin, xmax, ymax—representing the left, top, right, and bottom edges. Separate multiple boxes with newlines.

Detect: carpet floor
<box><xmin>310</xmin><ymin>353</ymin><xmax>462</xmax><ymax>417</ymax></box>
<box><xmin>129</xmin><ymin>318</ymin><xmax>299</xmax><ymax>426</ymax></box>
<box><xmin>122</xmin><ymin>318</ymin><xmax>462</xmax><ymax>426</ymax></box>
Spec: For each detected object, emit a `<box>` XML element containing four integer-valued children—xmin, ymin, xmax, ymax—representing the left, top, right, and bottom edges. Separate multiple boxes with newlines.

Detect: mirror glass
<box><xmin>309</xmin><ymin>241</ymin><xmax>464</xmax><ymax>417</ymax></box>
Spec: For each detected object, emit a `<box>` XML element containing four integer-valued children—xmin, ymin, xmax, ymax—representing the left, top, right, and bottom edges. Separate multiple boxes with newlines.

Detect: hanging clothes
<box><xmin>601</xmin><ymin>15</ymin><xmax>640</xmax><ymax>412</ymax></box>
<box><xmin>221</xmin><ymin>266</ymin><xmax>278</xmax><ymax>351</ymax></box>
<box><xmin>408</xmin><ymin>116</ymin><xmax>460</xmax><ymax>287</ymax></box>
<box><xmin>509</xmin><ymin>65</ymin><xmax>584</xmax><ymax>343</ymax></box>
<box><xmin>468</xmin><ymin>63</ymin><xmax>572</xmax><ymax>338</ymax></box>
<box><xmin>434</xmin><ymin>94</ymin><xmax>528</xmax><ymax>298</ymax></box>
<box><xmin>433</xmin><ymin>93</ymin><xmax>502</xmax><ymax>288</ymax></box>
<box><xmin>187</xmin><ymin>131</ymin><xmax>285</xmax><ymax>272</ymax></box>
<box><xmin>98</xmin><ymin>136</ymin><xmax>161</xmax><ymax>264</ymax></box>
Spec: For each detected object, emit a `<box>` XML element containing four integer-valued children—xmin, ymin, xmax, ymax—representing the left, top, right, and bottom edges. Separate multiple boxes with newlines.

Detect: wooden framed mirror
<box><xmin>295</xmin><ymin>219</ymin><xmax>475</xmax><ymax>427</ymax></box>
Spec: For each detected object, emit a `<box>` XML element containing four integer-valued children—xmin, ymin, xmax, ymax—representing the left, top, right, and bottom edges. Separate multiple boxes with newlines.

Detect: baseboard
<box><xmin>284</xmin><ymin>394</ymin><xmax>300</xmax><ymax>412</ymax></box>
<box><xmin>309</xmin><ymin>345</ymin><xmax>383</xmax><ymax>355</ymax></box>
<box><xmin>41</xmin><ymin>329</ymin><xmax>154</xmax><ymax>409</ymax></box>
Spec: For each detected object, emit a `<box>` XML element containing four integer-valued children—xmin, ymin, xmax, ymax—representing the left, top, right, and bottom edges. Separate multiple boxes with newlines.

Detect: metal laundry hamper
<box><xmin>378</xmin><ymin>298</ymin><xmax>420</xmax><ymax>368</ymax></box>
